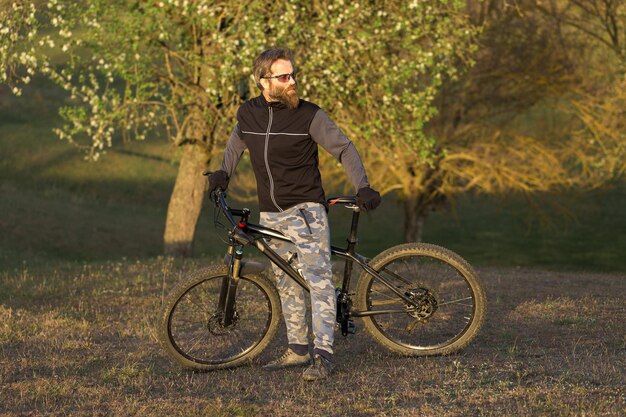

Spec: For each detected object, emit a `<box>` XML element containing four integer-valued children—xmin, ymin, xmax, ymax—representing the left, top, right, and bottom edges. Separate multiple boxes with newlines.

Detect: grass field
<box><xmin>0</xmin><ymin>258</ymin><xmax>624</xmax><ymax>416</ymax></box>
<box><xmin>2</xmin><ymin>76</ymin><xmax>626</xmax><ymax>272</ymax></box>
<box><xmin>1</xmin><ymin>78</ymin><xmax>625</xmax><ymax>415</ymax></box>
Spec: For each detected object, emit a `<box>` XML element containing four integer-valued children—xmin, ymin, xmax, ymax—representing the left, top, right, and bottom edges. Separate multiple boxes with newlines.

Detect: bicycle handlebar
<box><xmin>212</xmin><ymin>187</ymin><xmax>360</xmax><ymax>232</ymax></box>
<box><xmin>212</xmin><ymin>188</ymin><xmax>239</xmax><ymax>228</ymax></box>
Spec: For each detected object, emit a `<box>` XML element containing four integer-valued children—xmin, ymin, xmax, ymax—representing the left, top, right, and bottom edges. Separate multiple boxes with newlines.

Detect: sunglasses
<box><xmin>262</xmin><ymin>72</ymin><xmax>297</xmax><ymax>83</ymax></box>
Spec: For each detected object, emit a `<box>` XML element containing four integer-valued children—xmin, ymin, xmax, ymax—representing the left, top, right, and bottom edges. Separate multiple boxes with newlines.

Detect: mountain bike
<box><xmin>158</xmin><ymin>188</ymin><xmax>486</xmax><ymax>370</ymax></box>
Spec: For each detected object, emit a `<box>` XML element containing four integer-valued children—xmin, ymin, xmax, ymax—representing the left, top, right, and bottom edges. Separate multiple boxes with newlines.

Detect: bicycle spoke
<box><xmin>438</xmin><ymin>296</ymin><xmax>474</xmax><ymax>307</ymax></box>
<box><xmin>357</xmin><ymin>246</ymin><xmax>484</xmax><ymax>353</ymax></box>
<box><xmin>166</xmin><ymin>274</ymin><xmax>276</xmax><ymax>366</ymax></box>
<box><xmin>184</xmin><ymin>333</ymin><xmax>208</xmax><ymax>356</ymax></box>
<box><xmin>186</xmin><ymin>291</ymin><xmax>210</xmax><ymax>314</ymax></box>
<box><xmin>173</xmin><ymin>317</ymin><xmax>206</xmax><ymax>325</ymax></box>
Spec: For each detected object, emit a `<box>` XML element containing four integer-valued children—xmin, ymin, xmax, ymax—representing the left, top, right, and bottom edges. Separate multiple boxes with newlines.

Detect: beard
<box><xmin>268</xmin><ymin>82</ymin><xmax>300</xmax><ymax>109</ymax></box>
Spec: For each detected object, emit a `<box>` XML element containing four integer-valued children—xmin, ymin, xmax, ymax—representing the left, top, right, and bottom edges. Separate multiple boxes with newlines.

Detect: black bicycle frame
<box><xmin>215</xmin><ymin>191</ymin><xmax>422</xmax><ymax>324</ymax></box>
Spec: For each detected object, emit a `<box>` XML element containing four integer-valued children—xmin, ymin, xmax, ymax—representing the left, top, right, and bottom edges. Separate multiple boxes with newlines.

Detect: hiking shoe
<box><xmin>302</xmin><ymin>354</ymin><xmax>334</xmax><ymax>381</ymax></box>
<box><xmin>263</xmin><ymin>348</ymin><xmax>310</xmax><ymax>371</ymax></box>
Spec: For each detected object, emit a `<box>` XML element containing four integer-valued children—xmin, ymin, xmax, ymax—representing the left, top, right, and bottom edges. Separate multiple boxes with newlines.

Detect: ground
<box><xmin>0</xmin><ymin>259</ymin><xmax>624</xmax><ymax>416</ymax></box>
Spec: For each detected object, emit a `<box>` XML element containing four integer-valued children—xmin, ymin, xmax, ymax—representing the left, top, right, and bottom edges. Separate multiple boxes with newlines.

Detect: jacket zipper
<box><xmin>264</xmin><ymin>106</ymin><xmax>282</xmax><ymax>212</ymax></box>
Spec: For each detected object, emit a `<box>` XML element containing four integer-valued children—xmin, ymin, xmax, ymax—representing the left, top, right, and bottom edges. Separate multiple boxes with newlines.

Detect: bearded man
<box><xmin>208</xmin><ymin>47</ymin><xmax>381</xmax><ymax>381</ymax></box>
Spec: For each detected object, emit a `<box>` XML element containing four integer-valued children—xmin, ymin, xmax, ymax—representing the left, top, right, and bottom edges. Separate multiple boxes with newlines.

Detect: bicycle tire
<box><xmin>159</xmin><ymin>265</ymin><xmax>281</xmax><ymax>370</ymax></box>
<box><xmin>355</xmin><ymin>243</ymin><xmax>486</xmax><ymax>356</ymax></box>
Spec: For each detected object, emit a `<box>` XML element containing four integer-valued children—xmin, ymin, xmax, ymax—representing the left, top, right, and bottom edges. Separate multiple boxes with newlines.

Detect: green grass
<box><xmin>1</xmin><ymin>77</ymin><xmax>625</xmax><ymax>272</ymax></box>
<box><xmin>1</xmin><ymin>77</ymin><xmax>625</xmax><ymax>417</ymax></box>
<box><xmin>421</xmin><ymin>187</ymin><xmax>626</xmax><ymax>270</ymax></box>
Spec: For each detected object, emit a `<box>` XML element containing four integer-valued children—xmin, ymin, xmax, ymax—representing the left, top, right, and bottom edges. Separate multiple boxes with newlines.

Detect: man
<box><xmin>208</xmin><ymin>47</ymin><xmax>381</xmax><ymax>381</ymax></box>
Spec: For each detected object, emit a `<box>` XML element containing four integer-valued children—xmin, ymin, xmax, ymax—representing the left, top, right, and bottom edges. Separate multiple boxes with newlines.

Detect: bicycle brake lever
<box><xmin>211</xmin><ymin>187</ymin><xmax>225</xmax><ymax>206</ymax></box>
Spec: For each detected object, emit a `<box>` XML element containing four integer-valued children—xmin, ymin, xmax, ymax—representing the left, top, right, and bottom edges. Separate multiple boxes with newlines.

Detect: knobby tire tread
<box><xmin>355</xmin><ymin>243</ymin><xmax>486</xmax><ymax>356</ymax></box>
<box><xmin>158</xmin><ymin>265</ymin><xmax>281</xmax><ymax>371</ymax></box>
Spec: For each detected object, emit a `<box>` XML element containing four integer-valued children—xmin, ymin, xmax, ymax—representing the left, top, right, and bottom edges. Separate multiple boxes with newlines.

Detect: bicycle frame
<box><xmin>213</xmin><ymin>190</ymin><xmax>421</xmax><ymax>329</ymax></box>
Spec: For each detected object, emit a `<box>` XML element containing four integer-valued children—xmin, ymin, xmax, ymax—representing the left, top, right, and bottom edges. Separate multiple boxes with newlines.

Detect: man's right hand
<box><xmin>207</xmin><ymin>170</ymin><xmax>230</xmax><ymax>195</ymax></box>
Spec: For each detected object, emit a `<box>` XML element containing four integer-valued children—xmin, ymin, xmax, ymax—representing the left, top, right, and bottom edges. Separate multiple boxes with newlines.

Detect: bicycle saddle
<box><xmin>327</xmin><ymin>196</ymin><xmax>357</xmax><ymax>205</ymax></box>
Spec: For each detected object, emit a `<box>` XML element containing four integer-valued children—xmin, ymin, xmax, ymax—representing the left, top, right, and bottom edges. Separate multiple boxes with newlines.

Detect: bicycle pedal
<box><xmin>347</xmin><ymin>320</ymin><xmax>357</xmax><ymax>334</ymax></box>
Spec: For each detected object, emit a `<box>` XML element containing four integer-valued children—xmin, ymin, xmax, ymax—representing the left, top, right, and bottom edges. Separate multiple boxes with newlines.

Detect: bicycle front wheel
<box><xmin>159</xmin><ymin>265</ymin><xmax>281</xmax><ymax>370</ymax></box>
<box><xmin>355</xmin><ymin>243</ymin><xmax>486</xmax><ymax>356</ymax></box>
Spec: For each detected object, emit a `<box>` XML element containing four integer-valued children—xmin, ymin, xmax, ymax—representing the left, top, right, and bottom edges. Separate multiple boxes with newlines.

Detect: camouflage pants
<box><xmin>259</xmin><ymin>202</ymin><xmax>336</xmax><ymax>354</ymax></box>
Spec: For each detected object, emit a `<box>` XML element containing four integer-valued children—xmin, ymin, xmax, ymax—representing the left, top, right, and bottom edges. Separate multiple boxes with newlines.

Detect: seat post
<box><xmin>339</xmin><ymin>208</ymin><xmax>360</xmax><ymax>299</ymax></box>
<box><xmin>347</xmin><ymin>208</ymin><xmax>360</xmax><ymax>251</ymax></box>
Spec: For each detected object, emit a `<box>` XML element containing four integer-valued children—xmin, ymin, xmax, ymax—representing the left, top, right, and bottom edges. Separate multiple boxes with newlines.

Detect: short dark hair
<box><xmin>253</xmin><ymin>47</ymin><xmax>295</xmax><ymax>90</ymax></box>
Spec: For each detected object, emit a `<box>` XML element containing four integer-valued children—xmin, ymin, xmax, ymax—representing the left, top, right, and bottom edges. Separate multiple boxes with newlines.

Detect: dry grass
<box><xmin>1</xmin><ymin>258</ymin><xmax>624</xmax><ymax>416</ymax></box>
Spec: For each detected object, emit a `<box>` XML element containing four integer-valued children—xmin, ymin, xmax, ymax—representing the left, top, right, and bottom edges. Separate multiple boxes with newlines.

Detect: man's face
<box><xmin>263</xmin><ymin>59</ymin><xmax>299</xmax><ymax>109</ymax></box>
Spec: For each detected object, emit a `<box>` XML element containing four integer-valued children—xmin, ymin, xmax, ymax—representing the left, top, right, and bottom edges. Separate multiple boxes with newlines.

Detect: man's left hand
<box><xmin>356</xmin><ymin>187</ymin><xmax>382</xmax><ymax>211</ymax></box>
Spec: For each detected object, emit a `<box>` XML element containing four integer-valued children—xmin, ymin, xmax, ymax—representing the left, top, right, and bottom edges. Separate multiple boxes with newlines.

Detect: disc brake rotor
<box><xmin>207</xmin><ymin>312</ymin><xmax>239</xmax><ymax>336</ymax></box>
<box><xmin>404</xmin><ymin>288</ymin><xmax>438</xmax><ymax>320</ymax></box>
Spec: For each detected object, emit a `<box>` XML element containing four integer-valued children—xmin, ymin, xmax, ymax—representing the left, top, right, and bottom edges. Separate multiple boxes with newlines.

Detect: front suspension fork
<box><xmin>218</xmin><ymin>245</ymin><xmax>242</xmax><ymax>327</ymax></box>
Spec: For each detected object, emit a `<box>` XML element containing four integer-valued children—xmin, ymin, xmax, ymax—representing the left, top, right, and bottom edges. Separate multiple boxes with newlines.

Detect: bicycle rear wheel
<box><xmin>159</xmin><ymin>265</ymin><xmax>281</xmax><ymax>370</ymax></box>
<box><xmin>355</xmin><ymin>243</ymin><xmax>486</xmax><ymax>356</ymax></box>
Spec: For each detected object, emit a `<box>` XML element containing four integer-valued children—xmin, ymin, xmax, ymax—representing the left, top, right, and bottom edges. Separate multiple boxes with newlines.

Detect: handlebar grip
<box><xmin>214</xmin><ymin>189</ymin><xmax>238</xmax><ymax>227</ymax></box>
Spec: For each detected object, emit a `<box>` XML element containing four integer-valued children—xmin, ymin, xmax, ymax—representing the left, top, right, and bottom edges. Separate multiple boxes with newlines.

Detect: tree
<box><xmin>284</xmin><ymin>1</ymin><xmax>481</xmax><ymax>242</ymax></box>
<box><xmin>353</xmin><ymin>0</ymin><xmax>626</xmax><ymax>242</ymax></box>
<box><xmin>2</xmin><ymin>0</ymin><xmax>479</xmax><ymax>253</ymax></box>
<box><xmin>536</xmin><ymin>0</ymin><xmax>626</xmax><ymax>181</ymax></box>
<box><xmin>2</xmin><ymin>0</ymin><xmax>275</xmax><ymax>256</ymax></box>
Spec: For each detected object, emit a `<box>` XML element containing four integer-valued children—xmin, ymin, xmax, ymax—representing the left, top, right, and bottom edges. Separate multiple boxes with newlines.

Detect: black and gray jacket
<box><xmin>221</xmin><ymin>95</ymin><xmax>370</xmax><ymax>213</ymax></box>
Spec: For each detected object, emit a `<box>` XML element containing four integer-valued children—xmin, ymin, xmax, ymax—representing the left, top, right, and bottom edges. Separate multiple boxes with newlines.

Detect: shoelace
<box><xmin>273</xmin><ymin>350</ymin><xmax>298</xmax><ymax>363</ymax></box>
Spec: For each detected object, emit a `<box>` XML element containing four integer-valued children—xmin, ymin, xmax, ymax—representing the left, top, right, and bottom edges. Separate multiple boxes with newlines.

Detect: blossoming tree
<box><xmin>2</xmin><ymin>0</ymin><xmax>479</xmax><ymax>253</ymax></box>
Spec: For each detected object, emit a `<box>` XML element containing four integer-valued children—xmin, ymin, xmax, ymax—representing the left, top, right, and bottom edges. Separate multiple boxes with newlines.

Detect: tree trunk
<box><xmin>163</xmin><ymin>143</ymin><xmax>211</xmax><ymax>257</ymax></box>
<box><xmin>403</xmin><ymin>192</ymin><xmax>427</xmax><ymax>243</ymax></box>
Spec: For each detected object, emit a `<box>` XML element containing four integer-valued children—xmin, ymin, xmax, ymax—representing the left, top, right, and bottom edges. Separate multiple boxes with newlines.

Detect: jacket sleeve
<box><xmin>309</xmin><ymin>109</ymin><xmax>370</xmax><ymax>191</ymax></box>
<box><xmin>220</xmin><ymin>124</ymin><xmax>246</xmax><ymax>177</ymax></box>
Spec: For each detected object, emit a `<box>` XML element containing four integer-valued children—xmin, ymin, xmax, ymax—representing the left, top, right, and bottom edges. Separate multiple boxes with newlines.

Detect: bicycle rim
<box><xmin>358</xmin><ymin>244</ymin><xmax>485</xmax><ymax>355</ymax></box>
